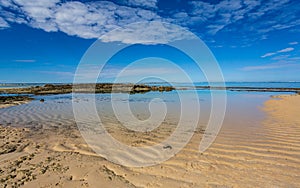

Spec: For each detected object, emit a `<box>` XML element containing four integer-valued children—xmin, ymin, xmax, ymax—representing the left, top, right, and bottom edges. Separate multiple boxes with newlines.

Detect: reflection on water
<box><xmin>0</xmin><ymin>90</ymin><xmax>274</xmax><ymax>131</ymax></box>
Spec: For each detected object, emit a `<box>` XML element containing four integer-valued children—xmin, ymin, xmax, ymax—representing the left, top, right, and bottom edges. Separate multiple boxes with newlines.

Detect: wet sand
<box><xmin>0</xmin><ymin>94</ymin><xmax>299</xmax><ymax>187</ymax></box>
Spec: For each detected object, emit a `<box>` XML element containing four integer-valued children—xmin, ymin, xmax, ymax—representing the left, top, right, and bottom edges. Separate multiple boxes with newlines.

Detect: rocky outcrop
<box><xmin>0</xmin><ymin>84</ymin><xmax>175</xmax><ymax>95</ymax></box>
<box><xmin>0</xmin><ymin>96</ymin><xmax>33</xmax><ymax>104</ymax></box>
<box><xmin>0</xmin><ymin>96</ymin><xmax>33</xmax><ymax>108</ymax></box>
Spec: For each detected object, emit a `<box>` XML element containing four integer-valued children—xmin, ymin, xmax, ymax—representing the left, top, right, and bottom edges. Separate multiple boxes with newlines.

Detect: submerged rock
<box><xmin>163</xmin><ymin>145</ymin><xmax>172</xmax><ymax>150</ymax></box>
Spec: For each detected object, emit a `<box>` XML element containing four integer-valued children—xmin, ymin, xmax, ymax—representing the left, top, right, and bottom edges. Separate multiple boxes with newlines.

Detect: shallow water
<box><xmin>0</xmin><ymin>90</ymin><xmax>277</xmax><ymax>131</ymax></box>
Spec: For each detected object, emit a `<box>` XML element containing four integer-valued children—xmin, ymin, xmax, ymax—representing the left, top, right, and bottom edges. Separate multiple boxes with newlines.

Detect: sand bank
<box><xmin>0</xmin><ymin>94</ymin><xmax>299</xmax><ymax>187</ymax></box>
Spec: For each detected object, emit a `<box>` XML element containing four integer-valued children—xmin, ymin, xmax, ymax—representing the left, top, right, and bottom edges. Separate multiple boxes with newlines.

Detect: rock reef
<box><xmin>0</xmin><ymin>96</ymin><xmax>33</xmax><ymax>108</ymax></box>
<box><xmin>0</xmin><ymin>83</ymin><xmax>175</xmax><ymax>95</ymax></box>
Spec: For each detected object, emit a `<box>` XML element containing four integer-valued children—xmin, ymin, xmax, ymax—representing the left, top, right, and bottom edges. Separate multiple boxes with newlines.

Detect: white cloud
<box><xmin>289</xmin><ymin>41</ymin><xmax>298</xmax><ymax>45</ymax></box>
<box><xmin>189</xmin><ymin>0</ymin><xmax>250</xmax><ymax>35</ymax></box>
<box><xmin>206</xmin><ymin>24</ymin><xmax>226</xmax><ymax>35</ymax></box>
<box><xmin>13</xmin><ymin>59</ymin><xmax>36</xmax><ymax>63</ymax></box>
<box><xmin>189</xmin><ymin>1</ymin><xmax>215</xmax><ymax>19</ymax></box>
<box><xmin>54</xmin><ymin>1</ymin><xmax>101</xmax><ymax>38</ymax></box>
<box><xmin>261</xmin><ymin>52</ymin><xmax>276</xmax><ymax>58</ymax></box>
<box><xmin>261</xmin><ymin>47</ymin><xmax>295</xmax><ymax>58</ymax></box>
<box><xmin>251</xmin><ymin>0</ymin><xmax>290</xmax><ymax>17</ymax></box>
<box><xmin>0</xmin><ymin>0</ymin><xmax>299</xmax><ymax>46</ymax></box>
<box><xmin>127</xmin><ymin>0</ymin><xmax>157</xmax><ymax>9</ymax></box>
<box><xmin>0</xmin><ymin>16</ymin><xmax>9</xmax><ymax>29</ymax></box>
<box><xmin>13</xmin><ymin>0</ymin><xmax>59</xmax><ymax>7</ymax></box>
<box><xmin>100</xmin><ymin>21</ymin><xmax>195</xmax><ymax>44</ymax></box>
<box><xmin>0</xmin><ymin>0</ymin><xmax>163</xmax><ymax>41</ymax></box>
<box><xmin>277</xmin><ymin>47</ymin><xmax>294</xmax><ymax>53</ymax></box>
<box><xmin>188</xmin><ymin>0</ymin><xmax>299</xmax><ymax>41</ymax></box>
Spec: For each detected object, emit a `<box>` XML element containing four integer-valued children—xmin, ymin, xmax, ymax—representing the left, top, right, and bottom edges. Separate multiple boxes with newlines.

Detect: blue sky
<box><xmin>0</xmin><ymin>0</ymin><xmax>300</xmax><ymax>83</ymax></box>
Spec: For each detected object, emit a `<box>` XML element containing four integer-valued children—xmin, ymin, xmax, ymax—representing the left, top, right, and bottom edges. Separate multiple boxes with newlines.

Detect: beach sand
<box><xmin>0</xmin><ymin>94</ymin><xmax>299</xmax><ymax>187</ymax></box>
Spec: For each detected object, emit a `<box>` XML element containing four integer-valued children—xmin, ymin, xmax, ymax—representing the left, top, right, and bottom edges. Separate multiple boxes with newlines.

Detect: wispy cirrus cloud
<box><xmin>187</xmin><ymin>0</ymin><xmax>300</xmax><ymax>38</ymax></box>
<box><xmin>261</xmin><ymin>47</ymin><xmax>294</xmax><ymax>58</ymax></box>
<box><xmin>277</xmin><ymin>47</ymin><xmax>294</xmax><ymax>53</ymax></box>
<box><xmin>261</xmin><ymin>52</ymin><xmax>276</xmax><ymax>58</ymax></box>
<box><xmin>13</xmin><ymin>59</ymin><xmax>36</xmax><ymax>63</ymax></box>
<box><xmin>248</xmin><ymin>42</ymin><xmax>299</xmax><ymax>71</ymax></box>
<box><xmin>289</xmin><ymin>41</ymin><xmax>298</xmax><ymax>45</ymax></box>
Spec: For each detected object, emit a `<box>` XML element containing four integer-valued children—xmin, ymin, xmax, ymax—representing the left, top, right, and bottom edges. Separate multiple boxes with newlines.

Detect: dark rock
<box><xmin>0</xmin><ymin>96</ymin><xmax>33</xmax><ymax>104</ymax></box>
<box><xmin>44</xmin><ymin>84</ymin><xmax>55</xmax><ymax>88</ymax></box>
<box><xmin>163</xmin><ymin>145</ymin><xmax>172</xmax><ymax>150</ymax></box>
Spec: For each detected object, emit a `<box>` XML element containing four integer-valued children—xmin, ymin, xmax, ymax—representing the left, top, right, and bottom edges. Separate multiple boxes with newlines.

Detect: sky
<box><xmin>0</xmin><ymin>0</ymin><xmax>300</xmax><ymax>83</ymax></box>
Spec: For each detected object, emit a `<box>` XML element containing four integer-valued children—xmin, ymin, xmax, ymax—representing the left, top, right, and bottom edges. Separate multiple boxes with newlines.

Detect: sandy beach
<box><xmin>0</xmin><ymin>94</ymin><xmax>299</xmax><ymax>188</ymax></box>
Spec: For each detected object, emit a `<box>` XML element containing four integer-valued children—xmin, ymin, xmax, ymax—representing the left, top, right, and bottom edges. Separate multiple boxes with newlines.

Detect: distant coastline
<box><xmin>0</xmin><ymin>82</ymin><xmax>299</xmax><ymax>95</ymax></box>
<box><xmin>191</xmin><ymin>86</ymin><xmax>300</xmax><ymax>93</ymax></box>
